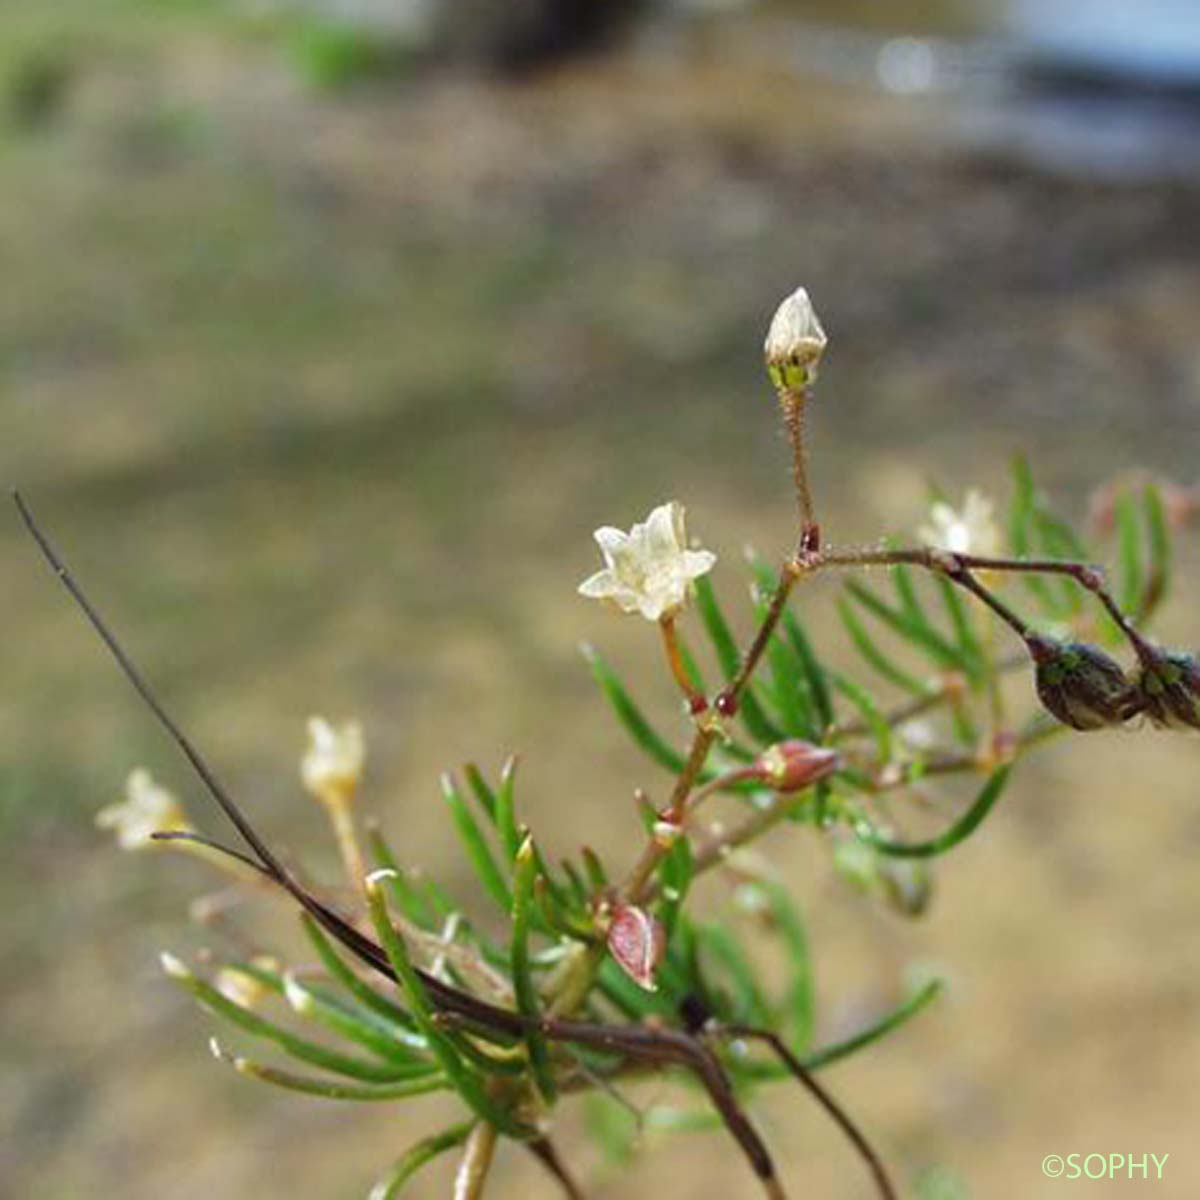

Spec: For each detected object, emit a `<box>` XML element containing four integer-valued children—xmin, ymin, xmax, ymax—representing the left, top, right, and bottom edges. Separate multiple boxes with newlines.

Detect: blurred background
<box><xmin>4</xmin><ymin>0</ymin><xmax>1200</xmax><ymax>1196</ymax></box>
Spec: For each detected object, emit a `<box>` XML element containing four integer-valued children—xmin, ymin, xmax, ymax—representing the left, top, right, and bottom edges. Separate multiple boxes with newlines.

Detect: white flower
<box><xmin>96</xmin><ymin>769</ymin><xmax>191</xmax><ymax>851</ymax></box>
<box><xmin>301</xmin><ymin>717</ymin><xmax>365</xmax><ymax>803</ymax></box>
<box><xmin>577</xmin><ymin>501</ymin><xmax>716</xmax><ymax>622</ymax></box>
<box><xmin>918</xmin><ymin>490</ymin><xmax>1001</xmax><ymax>558</ymax></box>
<box><xmin>764</xmin><ymin>287</ymin><xmax>828</xmax><ymax>391</ymax></box>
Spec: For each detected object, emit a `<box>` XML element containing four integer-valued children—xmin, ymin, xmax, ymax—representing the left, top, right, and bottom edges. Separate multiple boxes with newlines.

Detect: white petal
<box><xmin>680</xmin><ymin>549</ymin><xmax>717</xmax><ymax>580</ymax></box>
<box><xmin>578</xmin><ymin>569</ymin><xmax>618</xmax><ymax>598</ymax></box>
<box><xmin>593</xmin><ymin>527</ymin><xmax>628</xmax><ymax>560</ymax></box>
<box><xmin>643</xmin><ymin>503</ymin><xmax>683</xmax><ymax>559</ymax></box>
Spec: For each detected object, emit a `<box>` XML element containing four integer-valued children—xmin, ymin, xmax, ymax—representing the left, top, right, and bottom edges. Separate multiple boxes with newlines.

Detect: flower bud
<box><xmin>764</xmin><ymin>287</ymin><xmax>827</xmax><ymax>393</ymax></box>
<box><xmin>1135</xmin><ymin>647</ymin><xmax>1200</xmax><ymax>730</ymax></box>
<box><xmin>1027</xmin><ymin>636</ymin><xmax>1139</xmax><ymax>731</ymax></box>
<box><xmin>607</xmin><ymin>902</ymin><xmax>665</xmax><ymax>992</ymax></box>
<box><xmin>96</xmin><ymin>769</ymin><xmax>192</xmax><ymax>851</ymax></box>
<box><xmin>754</xmin><ymin>740</ymin><xmax>839</xmax><ymax>792</ymax></box>
<box><xmin>301</xmin><ymin>716</ymin><xmax>364</xmax><ymax>805</ymax></box>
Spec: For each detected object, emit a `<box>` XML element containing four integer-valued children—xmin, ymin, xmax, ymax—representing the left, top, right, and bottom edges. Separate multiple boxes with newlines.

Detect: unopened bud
<box><xmin>1028</xmin><ymin>636</ymin><xmax>1138</xmax><ymax>731</ymax></box>
<box><xmin>607</xmin><ymin>903</ymin><xmax>665</xmax><ymax>992</ymax></box>
<box><xmin>754</xmin><ymin>740</ymin><xmax>839</xmax><ymax>792</ymax></box>
<box><xmin>764</xmin><ymin>287</ymin><xmax>828</xmax><ymax>393</ymax></box>
<box><xmin>301</xmin><ymin>716</ymin><xmax>364</xmax><ymax>805</ymax></box>
<box><xmin>1136</xmin><ymin>647</ymin><xmax>1200</xmax><ymax>730</ymax></box>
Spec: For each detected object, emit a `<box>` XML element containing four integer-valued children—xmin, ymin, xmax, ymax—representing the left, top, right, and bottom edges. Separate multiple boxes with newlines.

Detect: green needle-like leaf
<box><xmin>365</xmin><ymin>877</ymin><xmax>531</xmax><ymax>1137</ymax></box>
<box><xmin>1141</xmin><ymin>483</ymin><xmax>1171</xmax><ymax>622</ymax></box>
<box><xmin>583</xmin><ymin>644</ymin><xmax>687</xmax><ymax>771</ymax></box>
<box><xmin>838</xmin><ymin>597</ymin><xmax>927</xmax><ymax>697</ymax></box>
<box><xmin>301</xmin><ymin>915</ymin><xmax>421</xmax><ymax>1034</ymax></box>
<box><xmin>831</xmin><ymin>672</ymin><xmax>892</xmax><ymax>762</ymax></box>
<box><xmin>933</xmin><ymin>576</ymin><xmax>984</xmax><ymax>675</ymax></box>
<box><xmin>214</xmin><ymin>1043</ymin><xmax>447</xmax><ymax>1102</ymax></box>
<box><xmin>366</xmin><ymin>827</ymin><xmax>438</xmax><ymax>929</ymax></box>
<box><xmin>281</xmin><ymin>972</ymin><xmax>434</xmax><ymax>1070</ymax></box>
<box><xmin>782</xmin><ymin>608</ymin><xmax>834</xmax><ymax>731</ymax></box>
<box><xmin>1114</xmin><ymin>490</ymin><xmax>1143</xmax><ymax>616</ymax></box>
<box><xmin>698</xmin><ymin>922</ymin><xmax>772</xmax><ymax>1027</ymax></box>
<box><xmin>495</xmin><ymin>756</ymin><xmax>522</xmax><ymax>863</ymax></box>
<box><xmin>161</xmin><ymin>955</ymin><xmax>419</xmax><ymax>1084</ymax></box>
<box><xmin>368</xmin><ymin>1122</ymin><xmax>475</xmax><ymax>1200</ymax></box>
<box><xmin>511</xmin><ymin>836</ymin><xmax>556</xmax><ymax>1102</ymax></box>
<box><xmin>844</xmin><ymin>581</ymin><xmax>970</xmax><ymax>675</ymax></box>
<box><xmin>1009</xmin><ymin>455</ymin><xmax>1064</xmax><ymax>616</ymax></box>
<box><xmin>442</xmin><ymin>773</ymin><xmax>512</xmax><ymax>912</ymax></box>
<box><xmin>757</xmin><ymin>881</ymin><xmax>814</xmax><ymax>1053</ymax></box>
<box><xmin>658</xmin><ymin>832</ymin><xmax>694</xmax><ymax>940</ymax></box>
<box><xmin>859</xmin><ymin>766</ymin><xmax>1012</xmax><ymax>858</ymax></box>
<box><xmin>463</xmin><ymin>763</ymin><xmax>498</xmax><ymax>823</ymax></box>
<box><xmin>802</xmin><ymin>978</ymin><xmax>943</xmax><ymax>1069</ymax></box>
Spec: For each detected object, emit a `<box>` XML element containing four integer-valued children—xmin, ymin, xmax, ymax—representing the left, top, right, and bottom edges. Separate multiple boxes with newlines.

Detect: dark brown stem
<box><xmin>721</xmin><ymin>1026</ymin><xmax>896</xmax><ymax>1200</ymax></box>
<box><xmin>527</xmin><ymin>1138</ymin><xmax>587</xmax><ymax>1200</ymax></box>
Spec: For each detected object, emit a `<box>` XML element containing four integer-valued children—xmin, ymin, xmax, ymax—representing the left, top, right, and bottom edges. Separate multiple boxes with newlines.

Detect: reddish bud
<box><xmin>607</xmin><ymin>903</ymin><xmax>666</xmax><ymax>992</ymax></box>
<box><xmin>715</xmin><ymin>691</ymin><xmax>739</xmax><ymax>717</ymax></box>
<box><xmin>754</xmin><ymin>740</ymin><xmax>839</xmax><ymax>792</ymax></box>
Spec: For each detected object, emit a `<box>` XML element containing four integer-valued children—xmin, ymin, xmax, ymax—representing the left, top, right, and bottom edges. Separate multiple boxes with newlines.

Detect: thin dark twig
<box><xmin>527</xmin><ymin>1138</ymin><xmax>588</xmax><ymax>1200</ymax></box>
<box><xmin>150</xmin><ymin>830</ymin><xmax>273</xmax><ymax>876</ymax></box>
<box><xmin>722</xmin><ymin>1025</ymin><xmax>897</xmax><ymax>1200</ymax></box>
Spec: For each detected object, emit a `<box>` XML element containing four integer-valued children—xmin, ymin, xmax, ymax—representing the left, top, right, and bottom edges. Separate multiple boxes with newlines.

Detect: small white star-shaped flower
<box><xmin>96</xmin><ymin>768</ymin><xmax>192</xmax><ymax>851</ymax></box>
<box><xmin>918</xmin><ymin>489</ymin><xmax>1001</xmax><ymax>557</ymax></box>
<box><xmin>301</xmin><ymin>717</ymin><xmax>365</xmax><ymax>804</ymax></box>
<box><xmin>578</xmin><ymin>501</ymin><xmax>716</xmax><ymax>622</ymax></box>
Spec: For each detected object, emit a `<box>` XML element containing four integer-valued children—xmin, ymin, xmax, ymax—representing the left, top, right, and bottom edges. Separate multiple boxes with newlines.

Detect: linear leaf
<box><xmin>1114</xmin><ymin>490</ymin><xmax>1142</xmax><ymax>616</ymax></box>
<box><xmin>782</xmin><ymin>609</ymin><xmax>834</xmax><ymax>731</ymax></box>
<box><xmin>300</xmin><ymin>915</ymin><xmax>420</xmax><ymax>1035</ymax></box>
<box><xmin>488</xmin><ymin>756</ymin><xmax>520</xmax><ymax>866</ymax></box>
<box><xmin>164</xmin><ymin>959</ymin><xmax>418</xmax><ymax>1084</ymax></box>
<box><xmin>838</xmin><ymin>597</ymin><xmax>927</xmax><ymax>697</ymax></box>
<box><xmin>583</xmin><ymin>644</ymin><xmax>686</xmax><ymax>771</ymax></box>
<box><xmin>442</xmin><ymin>773</ymin><xmax>511</xmax><ymax>912</ymax></box>
<box><xmin>831</xmin><ymin>672</ymin><xmax>892</xmax><ymax>761</ymax></box>
<box><xmin>803</xmin><ymin>979</ymin><xmax>943</xmax><ymax>1069</ymax></box>
<box><xmin>859</xmin><ymin>766</ymin><xmax>1012</xmax><ymax>858</ymax></box>
<box><xmin>368</xmin><ymin>1123</ymin><xmax>474</xmax><ymax>1200</ymax></box>
<box><xmin>219</xmin><ymin>1050</ymin><xmax>447</xmax><ymax>1102</ymax></box>
<box><xmin>366</xmin><ymin>827</ymin><xmax>437</xmax><ymax>928</ymax></box>
<box><xmin>511</xmin><ymin>838</ymin><xmax>556</xmax><ymax>1101</ymax></box>
<box><xmin>365</xmin><ymin>879</ymin><xmax>531</xmax><ymax>1137</ymax></box>
<box><xmin>1008</xmin><ymin>455</ymin><xmax>1064</xmax><ymax>616</ymax></box>
<box><xmin>1140</xmin><ymin>483</ymin><xmax>1170</xmax><ymax>622</ymax></box>
<box><xmin>698</xmin><ymin>922</ymin><xmax>772</xmax><ymax>1027</ymax></box>
<box><xmin>844</xmin><ymin>581</ymin><xmax>969</xmax><ymax>675</ymax></box>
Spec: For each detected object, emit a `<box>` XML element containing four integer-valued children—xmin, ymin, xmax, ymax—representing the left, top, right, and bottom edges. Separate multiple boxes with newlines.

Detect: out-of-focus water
<box><xmin>756</xmin><ymin>0</ymin><xmax>1200</xmax><ymax>177</ymax></box>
